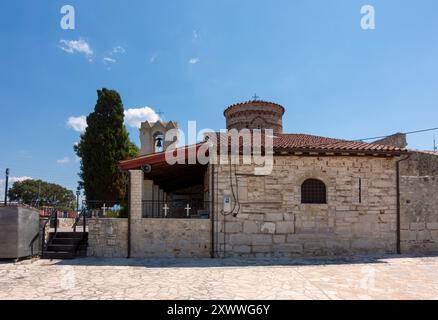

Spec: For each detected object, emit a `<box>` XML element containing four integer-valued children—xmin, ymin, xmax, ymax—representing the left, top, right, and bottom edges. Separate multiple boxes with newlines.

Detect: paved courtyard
<box><xmin>1</xmin><ymin>254</ymin><xmax>438</xmax><ymax>300</ymax></box>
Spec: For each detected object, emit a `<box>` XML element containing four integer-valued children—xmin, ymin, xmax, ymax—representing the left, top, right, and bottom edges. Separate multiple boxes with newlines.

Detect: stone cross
<box><xmin>185</xmin><ymin>204</ymin><xmax>191</xmax><ymax>217</ymax></box>
<box><xmin>101</xmin><ymin>203</ymin><xmax>108</xmax><ymax>216</ymax></box>
<box><xmin>163</xmin><ymin>203</ymin><xmax>169</xmax><ymax>217</ymax></box>
<box><xmin>252</xmin><ymin>93</ymin><xmax>259</xmax><ymax>100</ymax></box>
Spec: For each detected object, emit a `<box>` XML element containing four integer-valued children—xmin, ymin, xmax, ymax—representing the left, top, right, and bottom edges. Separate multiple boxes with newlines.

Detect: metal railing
<box><xmin>82</xmin><ymin>200</ymin><xmax>127</xmax><ymax>218</ymax></box>
<box><xmin>142</xmin><ymin>200</ymin><xmax>210</xmax><ymax>219</ymax></box>
<box><xmin>28</xmin><ymin>207</ymin><xmax>58</xmax><ymax>257</ymax></box>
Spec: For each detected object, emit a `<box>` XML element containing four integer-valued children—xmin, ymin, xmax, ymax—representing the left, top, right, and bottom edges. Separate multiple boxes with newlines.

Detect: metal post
<box><xmin>76</xmin><ymin>189</ymin><xmax>80</xmax><ymax>213</ymax></box>
<box><xmin>4</xmin><ymin>168</ymin><xmax>9</xmax><ymax>206</ymax></box>
<box><xmin>54</xmin><ymin>209</ymin><xmax>58</xmax><ymax>233</ymax></box>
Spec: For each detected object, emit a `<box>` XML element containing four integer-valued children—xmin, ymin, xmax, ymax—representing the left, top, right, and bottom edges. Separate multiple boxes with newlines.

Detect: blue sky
<box><xmin>1</xmin><ymin>0</ymin><xmax>438</xmax><ymax>197</ymax></box>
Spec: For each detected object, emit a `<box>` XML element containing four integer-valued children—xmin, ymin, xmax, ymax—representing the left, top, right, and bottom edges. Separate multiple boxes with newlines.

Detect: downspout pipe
<box><xmin>210</xmin><ymin>164</ymin><xmax>215</xmax><ymax>258</ymax></box>
<box><xmin>127</xmin><ymin>171</ymin><xmax>131</xmax><ymax>258</ymax></box>
<box><xmin>396</xmin><ymin>153</ymin><xmax>411</xmax><ymax>254</ymax></box>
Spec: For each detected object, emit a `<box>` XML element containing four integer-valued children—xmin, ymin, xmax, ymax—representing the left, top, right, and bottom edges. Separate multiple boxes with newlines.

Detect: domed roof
<box><xmin>223</xmin><ymin>100</ymin><xmax>285</xmax><ymax>116</ymax></box>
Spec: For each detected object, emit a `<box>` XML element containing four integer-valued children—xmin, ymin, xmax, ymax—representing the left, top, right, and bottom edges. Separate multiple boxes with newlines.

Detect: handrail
<box><xmin>33</xmin><ymin>207</ymin><xmax>58</xmax><ymax>256</ymax></box>
<box><xmin>72</xmin><ymin>207</ymin><xmax>87</xmax><ymax>232</ymax></box>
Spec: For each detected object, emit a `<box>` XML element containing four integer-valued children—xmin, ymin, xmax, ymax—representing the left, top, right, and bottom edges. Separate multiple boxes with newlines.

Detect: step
<box><xmin>51</xmin><ymin>238</ymin><xmax>82</xmax><ymax>245</ymax></box>
<box><xmin>46</xmin><ymin>244</ymin><xmax>76</xmax><ymax>252</ymax></box>
<box><xmin>42</xmin><ymin>251</ymin><xmax>74</xmax><ymax>260</ymax></box>
<box><xmin>50</xmin><ymin>232</ymin><xmax>88</xmax><ymax>239</ymax></box>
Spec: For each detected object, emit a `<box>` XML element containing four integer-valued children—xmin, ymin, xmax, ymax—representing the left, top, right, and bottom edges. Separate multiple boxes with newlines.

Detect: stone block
<box><xmin>410</xmin><ymin>222</ymin><xmax>426</xmax><ymax>231</ymax></box>
<box><xmin>273</xmin><ymin>244</ymin><xmax>303</xmax><ymax>254</ymax></box>
<box><xmin>225</xmin><ymin>222</ymin><xmax>243</xmax><ymax>233</ymax></box>
<box><xmin>275</xmin><ymin>221</ymin><xmax>295</xmax><ymax>234</ymax></box>
<box><xmin>427</xmin><ymin>222</ymin><xmax>438</xmax><ymax>230</ymax></box>
<box><xmin>229</xmin><ymin>234</ymin><xmax>251</xmax><ymax>245</ymax></box>
<box><xmin>243</xmin><ymin>221</ymin><xmax>259</xmax><ymax>234</ymax></box>
<box><xmin>251</xmin><ymin>234</ymin><xmax>272</xmax><ymax>245</ymax></box>
<box><xmin>260</xmin><ymin>222</ymin><xmax>276</xmax><ymax>234</ymax></box>
<box><xmin>264</xmin><ymin>213</ymin><xmax>284</xmax><ymax>222</ymax></box>
<box><xmin>252</xmin><ymin>245</ymin><xmax>272</xmax><ymax>253</ymax></box>
<box><xmin>417</xmin><ymin>230</ymin><xmax>431</xmax><ymax>241</ymax></box>
<box><xmin>233</xmin><ymin>245</ymin><xmax>251</xmax><ymax>253</ymax></box>
<box><xmin>401</xmin><ymin>230</ymin><xmax>416</xmax><ymax>241</ymax></box>
<box><xmin>273</xmin><ymin>235</ymin><xmax>286</xmax><ymax>244</ymax></box>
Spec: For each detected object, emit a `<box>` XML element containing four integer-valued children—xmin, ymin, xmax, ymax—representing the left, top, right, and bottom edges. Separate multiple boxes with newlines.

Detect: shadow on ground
<box><xmin>30</xmin><ymin>252</ymin><xmax>438</xmax><ymax>268</ymax></box>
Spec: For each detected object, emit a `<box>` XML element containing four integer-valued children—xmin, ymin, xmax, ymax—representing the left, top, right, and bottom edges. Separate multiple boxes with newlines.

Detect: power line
<box><xmin>356</xmin><ymin>127</ymin><xmax>438</xmax><ymax>141</ymax></box>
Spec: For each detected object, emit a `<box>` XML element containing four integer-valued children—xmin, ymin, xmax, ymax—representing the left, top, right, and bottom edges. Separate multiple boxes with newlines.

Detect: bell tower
<box><xmin>139</xmin><ymin>121</ymin><xmax>178</xmax><ymax>155</ymax></box>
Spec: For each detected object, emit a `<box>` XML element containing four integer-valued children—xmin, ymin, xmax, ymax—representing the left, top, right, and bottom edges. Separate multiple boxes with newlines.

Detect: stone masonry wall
<box><xmin>131</xmin><ymin>219</ymin><xmax>211</xmax><ymax>258</ymax></box>
<box><xmin>399</xmin><ymin>151</ymin><xmax>438</xmax><ymax>253</ymax></box>
<box><xmin>214</xmin><ymin>155</ymin><xmax>398</xmax><ymax>257</ymax></box>
<box><xmin>400</xmin><ymin>176</ymin><xmax>438</xmax><ymax>252</ymax></box>
<box><xmin>87</xmin><ymin>218</ymin><xmax>128</xmax><ymax>258</ymax></box>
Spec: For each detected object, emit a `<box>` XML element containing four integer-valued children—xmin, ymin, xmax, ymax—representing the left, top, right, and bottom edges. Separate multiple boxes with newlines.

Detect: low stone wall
<box><xmin>57</xmin><ymin>218</ymin><xmax>75</xmax><ymax>230</ymax></box>
<box><xmin>401</xmin><ymin>176</ymin><xmax>438</xmax><ymax>252</ymax></box>
<box><xmin>87</xmin><ymin>218</ymin><xmax>128</xmax><ymax>258</ymax></box>
<box><xmin>131</xmin><ymin>219</ymin><xmax>211</xmax><ymax>258</ymax></box>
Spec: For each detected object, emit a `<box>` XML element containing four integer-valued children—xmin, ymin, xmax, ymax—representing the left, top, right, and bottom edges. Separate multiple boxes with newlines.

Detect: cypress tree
<box><xmin>74</xmin><ymin>88</ymin><xmax>138</xmax><ymax>203</ymax></box>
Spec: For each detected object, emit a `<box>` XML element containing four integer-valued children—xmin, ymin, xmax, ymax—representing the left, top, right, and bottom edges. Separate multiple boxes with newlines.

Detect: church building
<box><xmin>87</xmin><ymin>99</ymin><xmax>438</xmax><ymax>258</ymax></box>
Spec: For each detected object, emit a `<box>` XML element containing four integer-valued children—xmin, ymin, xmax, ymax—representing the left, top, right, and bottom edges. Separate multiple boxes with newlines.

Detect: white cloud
<box><xmin>66</xmin><ymin>116</ymin><xmax>87</xmax><ymax>133</ymax></box>
<box><xmin>112</xmin><ymin>46</ymin><xmax>126</xmax><ymax>54</ymax></box>
<box><xmin>124</xmin><ymin>107</ymin><xmax>160</xmax><ymax>128</ymax></box>
<box><xmin>56</xmin><ymin>157</ymin><xmax>70</xmax><ymax>164</ymax></box>
<box><xmin>59</xmin><ymin>39</ymin><xmax>93</xmax><ymax>60</ymax></box>
<box><xmin>103</xmin><ymin>57</ymin><xmax>116</xmax><ymax>64</ymax></box>
<box><xmin>67</xmin><ymin>107</ymin><xmax>160</xmax><ymax>132</ymax></box>
<box><xmin>0</xmin><ymin>176</ymin><xmax>32</xmax><ymax>199</ymax></box>
<box><xmin>188</xmin><ymin>57</ymin><xmax>199</xmax><ymax>64</ymax></box>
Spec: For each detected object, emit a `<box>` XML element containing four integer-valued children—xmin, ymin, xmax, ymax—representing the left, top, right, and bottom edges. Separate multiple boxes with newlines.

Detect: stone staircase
<box><xmin>42</xmin><ymin>232</ymin><xmax>88</xmax><ymax>259</ymax></box>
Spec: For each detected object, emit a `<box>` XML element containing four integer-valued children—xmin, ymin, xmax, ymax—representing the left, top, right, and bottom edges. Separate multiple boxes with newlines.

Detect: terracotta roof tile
<box><xmin>213</xmin><ymin>132</ymin><xmax>407</xmax><ymax>153</ymax></box>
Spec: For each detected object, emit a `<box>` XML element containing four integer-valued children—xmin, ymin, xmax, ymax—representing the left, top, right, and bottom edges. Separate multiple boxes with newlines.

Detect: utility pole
<box><xmin>76</xmin><ymin>186</ymin><xmax>81</xmax><ymax>212</ymax></box>
<box><xmin>4</xmin><ymin>168</ymin><xmax>9</xmax><ymax>206</ymax></box>
<box><xmin>434</xmin><ymin>135</ymin><xmax>437</xmax><ymax>152</ymax></box>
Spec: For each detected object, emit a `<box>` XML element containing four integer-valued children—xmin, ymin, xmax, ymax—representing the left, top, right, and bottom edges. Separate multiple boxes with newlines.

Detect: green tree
<box><xmin>8</xmin><ymin>179</ymin><xmax>75</xmax><ymax>210</ymax></box>
<box><xmin>74</xmin><ymin>88</ymin><xmax>138</xmax><ymax>203</ymax></box>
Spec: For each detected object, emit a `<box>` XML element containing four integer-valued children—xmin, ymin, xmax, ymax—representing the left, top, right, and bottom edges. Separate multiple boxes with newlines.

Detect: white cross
<box><xmin>185</xmin><ymin>204</ymin><xmax>191</xmax><ymax>217</ymax></box>
<box><xmin>163</xmin><ymin>203</ymin><xmax>169</xmax><ymax>217</ymax></box>
<box><xmin>101</xmin><ymin>203</ymin><xmax>108</xmax><ymax>216</ymax></box>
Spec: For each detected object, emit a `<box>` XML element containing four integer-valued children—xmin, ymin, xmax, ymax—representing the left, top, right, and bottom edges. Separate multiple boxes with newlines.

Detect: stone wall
<box><xmin>373</xmin><ymin>133</ymin><xmax>407</xmax><ymax>149</ymax></box>
<box><xmin>399</xmin><ymin>150</ymin><xmax>438</xmax><ymax>253</ymax></box>
<box><xmin>400</xmin><ymin>152</ymin><xmax>438</xmax><ymax>176</ymax></box>
<box><xmin>129</xmin><ymin>169</ymin><xmax>211</xmax><ymax>258</ymax></box>
<box><xmin>214</xmin><ymin>155</ymin><xmax>398</xmax><ymax>257</ymax></box>
<box><xmin>56</xmin><ymin>218</ymin><xmax>75</xmax><ymax>230</ymax></box>
<box><xmin>131</xmin><ymin>219</ymin><xmax>211</xmax><ymax>258</ymax></box>
<box><xmin>87</xmin><ymin>218</ymin><xmax>128</xmax><ymax>258</ymax></box>
<box><xmin>400</xmin><ymin>176</ymin><xmax>438</xmax><ymax>252</ymax></box>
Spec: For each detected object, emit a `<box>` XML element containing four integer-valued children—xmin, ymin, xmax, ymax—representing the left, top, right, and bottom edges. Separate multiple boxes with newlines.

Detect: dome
<box><xmin>223</xmin><ymin>100</ymin><xmax>285</xmax><ymax>134</ymax></box>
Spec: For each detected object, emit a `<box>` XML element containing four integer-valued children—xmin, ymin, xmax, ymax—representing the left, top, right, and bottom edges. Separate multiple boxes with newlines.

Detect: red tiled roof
<box><xmin>273</xmin><ymin>133</ymin><xmax>406</xmax><ymax>152</ymax></box>
<box><xmin>213</xmin><ymin>132</ymin><xmax>406</xmax><ymax>152</ymax></box>
<box><xmin>224</xmin><ymin>100</ymin><xmax>285</xmax><ymax>116</ymax></box>
<box><xmin>119</xmin><ymin>132</ymin><xmax>408</xmax><ymax>170</ymax></box>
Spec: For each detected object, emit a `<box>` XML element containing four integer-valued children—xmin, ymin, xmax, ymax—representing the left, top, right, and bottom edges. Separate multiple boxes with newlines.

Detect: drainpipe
<box><xmin>127</xmin><ymin>172</ymin><xmax>131</xmax><ymax>258</ymax></box>
<box><xmin>210</xmin><ymin>164</ymin><xmax>215</xmax><ymax>258</ymax></box>
<box><xmin>396</xmin><ymin>153</ymin><xmax>411</xmax><ymax>254</ymax></box>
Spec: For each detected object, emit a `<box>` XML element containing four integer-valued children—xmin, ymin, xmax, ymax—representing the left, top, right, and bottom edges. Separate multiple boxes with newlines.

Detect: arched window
<box><xmin>301</xmin><ymin>179</ymin><xmax>327</xmax><ymax>204</ymax></box>
<box><xmin>153</xmin><ymin>132</ymin><xmax>164</xmax><ymax>152</ymax></box>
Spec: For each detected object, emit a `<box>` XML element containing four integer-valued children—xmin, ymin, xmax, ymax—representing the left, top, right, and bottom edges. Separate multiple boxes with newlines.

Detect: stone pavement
<box><xmin>1</xmin><ymin>254</ymin><xmax>438</xmax><ymax>300</ymax></box>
